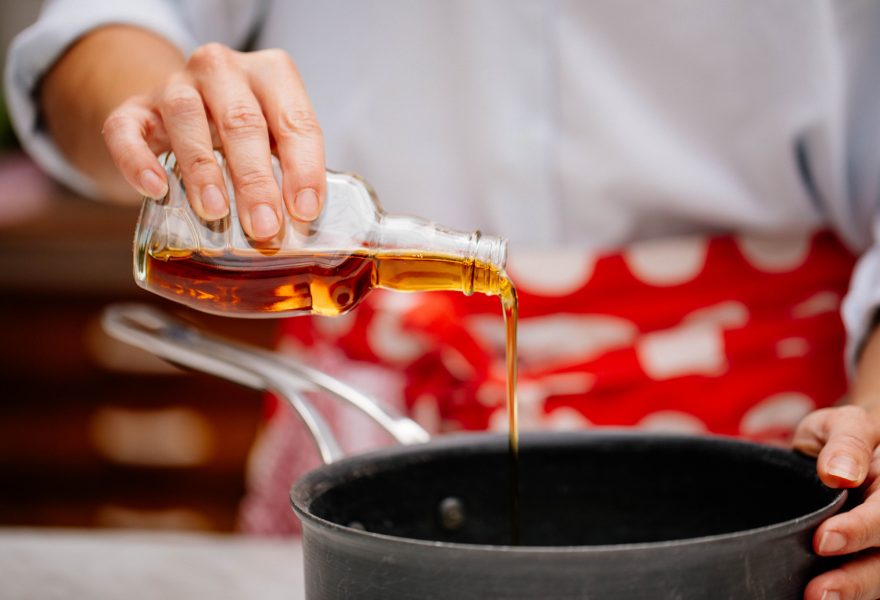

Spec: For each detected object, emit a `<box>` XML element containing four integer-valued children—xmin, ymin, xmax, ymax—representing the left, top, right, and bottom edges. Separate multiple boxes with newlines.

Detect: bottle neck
<box><xmin>466</xmin><ymin>231</ymin><xmax>508</xmax><ymax>296</ymax></box>
<box><xmin>375</xmin><ymin>215</ymin><xmax>509</xmax><ymax>296</ymax></box>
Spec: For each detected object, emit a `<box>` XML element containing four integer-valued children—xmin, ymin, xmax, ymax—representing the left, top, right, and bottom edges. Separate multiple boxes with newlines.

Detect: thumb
<box><xmin>793</xmin><ymin>406</ymin><xmax>877</xmax><ymax>488</ymax></box>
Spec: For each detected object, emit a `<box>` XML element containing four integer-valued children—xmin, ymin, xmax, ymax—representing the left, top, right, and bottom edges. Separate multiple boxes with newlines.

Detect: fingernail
<box><xmin>139</xmin><ymin>169</ymin><xmax>168</xmax><ymax>198</ymax></box>
<box><xmin>249</xmin><ymin>204</ymin><xmax>280</xmax><ymax>239</ymax></box>
<box><xmin>818</xmin><ymin>531</ymin><xmax>847</xmax><ymax>554</ymax></box>
<box><xmin>294</xmin><ymin>188</ymin><xmax>320</xmax><ymax>220</ymax></box>
<box><xmin>828</xmin><ymin>455</ymin><xmax>861</xmax><ymax>482</ymax></box>
<box><xmin>201</xmin><ymin>185</ymin><xmax>228</xmax><ymax>219</ymax></box>
<box><xmin>821</xmin><ymin>590</ymin><xmax>841</xmax><ymax>600</ymax></box>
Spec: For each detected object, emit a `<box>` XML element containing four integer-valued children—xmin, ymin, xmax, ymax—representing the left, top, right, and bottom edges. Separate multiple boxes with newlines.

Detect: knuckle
<box><xmin>189</xmin><ymin>43</ymin><xmax>230</xmax><ymax>71</ymax></box>
<box><xmin>179</xmin><ymin>153</ymin><xmax>218</xmax><ymax>175</ymax></box>
<box><xmin>846</xmin><ymin>511</ymin><xmax>873</xmax><ymax>547</ymax></box>
<box><xmin>101</xmin><ymin>110</ymin><xmax>130</xmax><ymax>138</ymax></box>
<box><xmin>162</xmin><ymin>87</ymin><xmax>202</xmax><ymax>118</ymax></box>
<box><xmin>261</xmin><ymin>48</ymin><xmax>292</xmax><ymax>65</ymax></box>
<box><xmin>235</xmin><ymin>167</ymin><xmax>277</xmax><ymax>196</ymax></box>
<box><xmin>219</xmin><ymin>104</ymin><xmax>266</xmax><ymax>136</ymax></box>
<box><xmin>276</xmin><ymin>109</ymin><xmax>322</xmax><ymax>139</ymax></box>
<box><xmin>836</xmin><ymin>431</ymin><xmax>873</xmax><ymax>458</ymax></box>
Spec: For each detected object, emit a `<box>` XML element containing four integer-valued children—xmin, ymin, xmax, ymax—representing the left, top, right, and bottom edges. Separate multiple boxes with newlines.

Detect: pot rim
<box><xmin>290</xmin><ymin>430</ymin><xmax>847</xmax><ymax>554</ymax></box>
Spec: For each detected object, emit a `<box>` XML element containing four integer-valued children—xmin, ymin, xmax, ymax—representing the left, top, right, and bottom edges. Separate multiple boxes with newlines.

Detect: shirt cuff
<box><xmin>3</xmin><ymin>0</ymin><xmax>198</xmax><ymax>198</ymax></box>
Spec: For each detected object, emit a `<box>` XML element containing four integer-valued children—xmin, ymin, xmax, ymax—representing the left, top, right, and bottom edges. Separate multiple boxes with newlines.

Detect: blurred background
<box><xmin>0</xmin><ymin>1</ymin><xmax>273</xmax><ymax>533</ymax></box>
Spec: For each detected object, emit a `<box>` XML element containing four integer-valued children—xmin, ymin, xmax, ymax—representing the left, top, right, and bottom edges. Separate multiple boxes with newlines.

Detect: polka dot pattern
<box><xmin>736</xmin><ymin>233</ymin><xmax>811</xmax><ymax>272</ymax></box>
<box><xmin>638</xmin><ymin>411</ymin><xmax>707</xmax><ymax>434</ymax></box>
<box><xmin>740</xmin><ymin>392</ymin><xmax>815</xmax><ymax>438</ymax></box>
<box><xmin>623</xmin><ymin>236</ymin><xmax>708</xmax><ymax>286</ymax></box>
<box><xmin>507</xmin><ymin>250</ymin><xmax>595</xmax><ymax>296</ymax></box>
<box><xmin>637</xmin><ymin>314</ymin><xmax>731</xmax><ymax>380</ymax></box>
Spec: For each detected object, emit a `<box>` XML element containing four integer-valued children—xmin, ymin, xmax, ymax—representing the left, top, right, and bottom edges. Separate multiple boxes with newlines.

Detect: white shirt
<box><xmin>6</xmin><ymin>0</ymin><xmax>880</xmax><ymax>365</ymax></box>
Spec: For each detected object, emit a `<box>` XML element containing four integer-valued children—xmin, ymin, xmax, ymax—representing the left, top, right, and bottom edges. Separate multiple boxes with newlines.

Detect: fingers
<box><xmin>805</xmin><ymin>548</ymin><xmax>880</xmax><ymax>600</ymax></box>
<box><xmin>102</xmin><ymin>97</ymin><xmax>169</xmax><ymax>198</ymax></box>
<box><xmin>818</xmin><ymin>480</ymin><xmax>880</xmax><ymax>554</ymax></box>
<box><xmin>796</xmin><ymin>408</ymin><xmax>880</xmax><ymax>599</ymax></box>
<box><xmin>793</xmin><ymin>406</ymin><xmax>877</xmax><ymax>488</ymax></box>
<box><xmin>246</xmin><ymin>49</ymin><xmax>325</xmax><ymax>221</ymax></box>
<box><xmin>103</xmin><ymin>44</ymin><xmax>324</xmax><ymax>237</ymax></box>
<box><xmin>157</xmin><ymin>74</ymin><xmax>229</xmax><ymax>221</ymax></box>
<box><xmin>189</xmin><ymin>44</ymin><xmax>281</xmax><ymax>240</ymax></box>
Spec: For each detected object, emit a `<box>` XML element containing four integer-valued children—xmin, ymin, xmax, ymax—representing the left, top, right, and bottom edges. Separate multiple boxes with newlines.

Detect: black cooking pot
<box><xmin>103</xmin><ymin>305</ymin><xmax>847</xmax><ymax>600</ymax></box>
<box><xmin>292</xmin><ymin>432</ymin><xmax>844</xmax><ymax>600</ymax></box>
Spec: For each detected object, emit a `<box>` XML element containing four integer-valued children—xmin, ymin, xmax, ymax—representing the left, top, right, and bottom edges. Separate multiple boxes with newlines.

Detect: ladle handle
<box><xmin>101</xmin><ymin>304</ymin><xmax>429</xmax><ymax>464</ymax></box>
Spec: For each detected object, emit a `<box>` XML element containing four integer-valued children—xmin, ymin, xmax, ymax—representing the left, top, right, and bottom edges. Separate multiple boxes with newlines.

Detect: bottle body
<box><xmin>134</xmin><ymin>153</ymin><xmax>508</xmax><ymax>317</ymax></box>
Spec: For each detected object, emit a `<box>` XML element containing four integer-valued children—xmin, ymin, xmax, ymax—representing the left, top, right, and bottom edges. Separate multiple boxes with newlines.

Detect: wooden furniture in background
<box><xmin>0</xmin><ymin>154</ymin><xmax>276</xmax><ymax>531</ymax></box>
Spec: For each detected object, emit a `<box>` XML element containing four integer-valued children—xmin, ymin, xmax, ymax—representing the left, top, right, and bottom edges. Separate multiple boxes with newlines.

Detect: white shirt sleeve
<box><xmin>843</xmin><ymin>227</ymin><xmax>880</xmax><ymax>370</ymax></box>
<box><xmin>821</xmin><ymin>3</ymin><xmax>880</xmax><ymax>373</ymax></box>
<box><xmin>3</xmin><ymin>0</ymin><xmax>265</xmax><ymax>198</ymax></box>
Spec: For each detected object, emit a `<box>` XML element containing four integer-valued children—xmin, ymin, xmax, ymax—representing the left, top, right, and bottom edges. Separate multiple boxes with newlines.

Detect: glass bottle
<box><xmin>133</xmin><ymin>152</ymin><xmax>509</xmax><ymax>318</ymax></box>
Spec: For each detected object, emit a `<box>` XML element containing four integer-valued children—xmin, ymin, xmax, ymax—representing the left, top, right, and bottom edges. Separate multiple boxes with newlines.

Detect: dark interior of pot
<box><xmin>300</xmin><ymin>433</ymin><xmax>842</xmax><ymax>547</ymax></box>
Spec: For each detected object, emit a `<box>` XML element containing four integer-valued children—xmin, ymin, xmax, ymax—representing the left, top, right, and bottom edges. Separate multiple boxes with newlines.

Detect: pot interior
<box><xmin>295</xmin><ymin>432</ymin><xmax>843</xmax><ymax>547</ymax></box>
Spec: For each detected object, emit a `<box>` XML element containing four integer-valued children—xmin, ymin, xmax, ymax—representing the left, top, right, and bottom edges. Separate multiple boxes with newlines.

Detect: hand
<box><xmin>101</xmin><ymin>43</ymin><xmax>325</xmax><ymax>240</ymax></box>
<box><xmin>794</xmin><ymin>405</ymin><xmax>880</xmax><ymax>600</ymax></box>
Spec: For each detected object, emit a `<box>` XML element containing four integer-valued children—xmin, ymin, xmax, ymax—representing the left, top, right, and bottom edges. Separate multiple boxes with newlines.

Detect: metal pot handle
<box><xmin>101</xmin><ymin>304</ymin><xmax>429</xmax><ymax>464</ymax></box>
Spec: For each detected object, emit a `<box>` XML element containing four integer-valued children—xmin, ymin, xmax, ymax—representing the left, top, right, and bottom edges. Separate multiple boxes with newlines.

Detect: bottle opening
<box><xmin>473</xmin><ymin>232</ymin><xmax>508</xmax><ymax>272</ymax></box>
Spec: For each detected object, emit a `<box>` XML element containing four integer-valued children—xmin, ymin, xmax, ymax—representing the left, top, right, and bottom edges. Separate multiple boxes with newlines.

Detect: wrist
<box><xmin>39</xmin><ymin>25</ymin><xmax>183</xmax><ymax>198</ymax></box>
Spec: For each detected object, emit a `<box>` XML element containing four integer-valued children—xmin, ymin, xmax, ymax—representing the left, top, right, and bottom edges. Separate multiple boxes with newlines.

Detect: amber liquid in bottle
<box><xmin>145</xmin><ymin>248</ymin><xmax>520</xmax><ymax>543</ymax></box>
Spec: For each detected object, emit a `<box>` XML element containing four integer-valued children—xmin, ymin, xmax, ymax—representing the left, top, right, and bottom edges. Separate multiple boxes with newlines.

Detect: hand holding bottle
<box><xmin>100</xmin><ymin>41</ymin><xmax>325</xmax><ymax>240</ymax></box>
